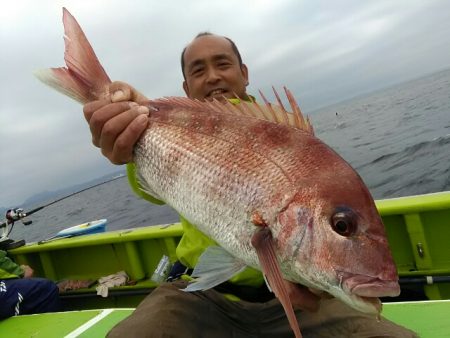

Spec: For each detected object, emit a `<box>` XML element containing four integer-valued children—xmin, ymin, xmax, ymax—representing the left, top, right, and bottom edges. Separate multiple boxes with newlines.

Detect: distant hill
<box><xmin>0</xmin><ymin>169</ymin><xmax>126</xmax><ymax>216</ymax></box>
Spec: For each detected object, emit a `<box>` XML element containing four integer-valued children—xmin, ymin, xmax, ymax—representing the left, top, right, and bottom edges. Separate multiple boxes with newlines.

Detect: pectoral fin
<box><xmin>183</xmin><ymin>246</ymin><xmax>246</xmax><ymax>292</ymax></box>
<box><xmin>251</xmin><ymin>227</ymin><xmax>302</xmax><ymax>338</ymax></box>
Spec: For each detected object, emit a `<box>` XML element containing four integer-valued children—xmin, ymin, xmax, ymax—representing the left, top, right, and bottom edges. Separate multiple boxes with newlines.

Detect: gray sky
<box><xmin>1</xmin><ymin>0</ymin><xmax>450</xmax><ymax>207</ymax></box>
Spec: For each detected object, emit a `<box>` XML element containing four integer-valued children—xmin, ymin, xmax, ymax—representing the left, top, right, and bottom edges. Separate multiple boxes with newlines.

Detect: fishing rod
<box><xmin>0</xmin><ymin>174</ymin><xmax>125</xmax><ymax>248</ymax></box>
<box><xmin>399</xmin><ymin>276</ymin><xmax>450</xmax><ymax>285</ymax></box>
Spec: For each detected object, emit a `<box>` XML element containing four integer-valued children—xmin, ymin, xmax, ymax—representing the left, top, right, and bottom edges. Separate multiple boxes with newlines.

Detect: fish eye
<box><xmin>331</xmin><ymin>208</ymin><xmax>357</xmax><ymax>237</ymax></box>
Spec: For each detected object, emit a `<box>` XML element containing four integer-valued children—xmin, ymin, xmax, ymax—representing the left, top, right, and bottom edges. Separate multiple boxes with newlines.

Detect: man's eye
<box><xmin>191</xmin><ymin>68</ymin><xmax>203</xmax><ymax>76</ymax></box>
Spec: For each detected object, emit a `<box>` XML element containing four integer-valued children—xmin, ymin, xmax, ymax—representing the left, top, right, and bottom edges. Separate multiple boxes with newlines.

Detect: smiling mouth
<box><xmin>207</xmin><ymin>88</ymin><xmax>228</xmax><ymax>99</ymax></box>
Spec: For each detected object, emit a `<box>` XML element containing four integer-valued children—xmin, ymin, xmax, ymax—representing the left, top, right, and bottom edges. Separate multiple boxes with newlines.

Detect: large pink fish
<box><xmin>36</xmin><ymin>8</ymin><xmax>400</xmax><ymax>338</ymax></box>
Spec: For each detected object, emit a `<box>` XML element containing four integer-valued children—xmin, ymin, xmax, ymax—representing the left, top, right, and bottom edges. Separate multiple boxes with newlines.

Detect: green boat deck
<box><xmin>382</xmin><ymin>300</ymin><xmax>450</xmax><ymax>337</ymax></box>
<box><xmin>0</xmin><ymin>309</ymin><xmax>133</xmax><ymax>338</ymax></box>
<box><xmin>1</xmin><ymin>300</ymin><xmax>449</xmax><ymax>337</ymax></box>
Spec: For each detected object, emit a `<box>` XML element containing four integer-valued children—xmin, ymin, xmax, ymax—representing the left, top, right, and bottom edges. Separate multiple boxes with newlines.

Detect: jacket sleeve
<box><xmin>126</xmin><ymin>162</ymin><xmax>166</xmax><ymax>205</ymax></box>
<box><xmin>0</xmin><ymin>250</ymin><xmax>24</xmax><ymax>278</ymax></box>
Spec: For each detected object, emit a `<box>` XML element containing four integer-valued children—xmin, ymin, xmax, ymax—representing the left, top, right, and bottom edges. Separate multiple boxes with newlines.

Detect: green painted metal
<box><xmin>382</xmin><ymin>300</ymin><xmax>450</xmax><ymax>337</ymax></box>
<box><xmin>76</xmin><ymin>309</ymin><xmax>133</xmax><ymax>338</ymax></box>
<box><xmin>9</xmin><ymin>223</ymin><xmax>184</xmax><ymax>282</ymax></box>
<box><xmin>0</xmin><ymin>310</ymin><xmax>103</xmax><ymax>338</ymax></box>
<box><xmin>124</xmin><ymin>241</ymin><xmax>145</xmax><ymax>280</ymax></box>
<box><xmin>0</xmin><ymin>309</ymin><xmax>133</xmax><ymax>338</ymax></box>
<box><xmin>376</xmin><ymin>191</ymin><xmax>450</xmax><ymax>215</ymax></box>
<box><xmin>40</xmin><ymin>251</ymin><xmax>57</xmax><ymax>280</ymax></box>
<box><xmin>377</xmin><ymin>191</ymin><xmax>450</xmax><ymax>300</ymax></box>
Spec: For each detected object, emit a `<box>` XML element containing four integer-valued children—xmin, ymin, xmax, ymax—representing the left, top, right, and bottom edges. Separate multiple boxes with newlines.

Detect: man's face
<box><xmin>182</xmin><ymin>35</ymin><xmax>249</xmax><ymax>102</ymax></box>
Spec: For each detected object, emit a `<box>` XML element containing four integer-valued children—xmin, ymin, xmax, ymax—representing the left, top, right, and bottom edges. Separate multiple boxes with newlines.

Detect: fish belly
<box><xmin>134</xmin><ymin>122</ymin><xmax>293</xmax><ymax>267</ymax></box>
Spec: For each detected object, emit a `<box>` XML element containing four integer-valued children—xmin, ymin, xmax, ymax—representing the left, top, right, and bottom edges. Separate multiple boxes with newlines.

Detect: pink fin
<box><xmin>229</xmin><ymin>90</ymin><xmax>314</xmax><ymax>135</ymax></box>
<box><xmin>34</xmin><ymin>8</ymin><xmax>111</xmax><ymax>103</ymax></box>
<box><xmin>148</xmin><ymin>91</ymin><xmax>314</xmax><ymax>135</ymax></box>
<box><xmin>251</xmin><ymin>227</ymin><xmax>303</xmax><ymax>338</ymax></box>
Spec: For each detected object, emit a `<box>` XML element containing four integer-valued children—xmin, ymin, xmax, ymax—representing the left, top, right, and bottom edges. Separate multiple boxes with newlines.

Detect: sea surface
<box><xmin>8</xmin><ymin>69</ymin><xmax>450</xmax><ymax>243</ymax></box>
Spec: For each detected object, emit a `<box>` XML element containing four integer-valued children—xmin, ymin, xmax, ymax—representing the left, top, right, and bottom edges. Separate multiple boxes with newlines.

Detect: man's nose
<box><xmin>205</xmin><ymin>68</ymin><xmax>220</xmax><ymax>83</ymax></box>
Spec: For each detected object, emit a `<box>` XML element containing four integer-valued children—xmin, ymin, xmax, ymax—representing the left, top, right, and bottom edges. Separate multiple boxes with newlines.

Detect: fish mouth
<box><xmin>350</xmin><ymin>279</ymin><xmax>400</xmax><ymax>298</ymax></box>
<box><xmin>355</xmin><ymin>295</ymin><xmax>383</xmax><ymax>313</ymax></box>
<box><xmin>343</xmin><ymin>274</ymin><xmax>400</xmax><ymax>298</ymax></box>
<box><xmin>335</xmin><ymin>271</ymin><xmax>401</xmax><ymax>314</ymax></box>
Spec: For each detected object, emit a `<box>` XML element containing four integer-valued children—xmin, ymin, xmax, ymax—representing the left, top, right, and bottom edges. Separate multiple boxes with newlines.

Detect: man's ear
<box><xmin>241</xmin><ymin>64</ymin><xmax>249</xmax><ymax>86</ymax></box>
<box><xmin>183</xmin><ymin>81</ymin><xmax>190</xmax><ymax>97</ymax></box>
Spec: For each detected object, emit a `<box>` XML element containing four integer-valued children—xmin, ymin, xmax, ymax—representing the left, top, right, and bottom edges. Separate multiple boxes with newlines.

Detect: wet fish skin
<box><xmin>35</xmin><ymin>7</ymin><xmax>401</xmax><ymax>337</ymax></box>
<box><xmin>133</xmin><ymin>98</ymin><xmax>399</xmax><ymax>314</ymax></box>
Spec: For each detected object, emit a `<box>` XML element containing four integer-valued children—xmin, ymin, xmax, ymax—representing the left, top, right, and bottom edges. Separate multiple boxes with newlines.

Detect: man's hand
<box><xmin>83</xmin><ymin>81</ymin><xmax>150</xmax><ymax>164</ymax></box>
<box><xmin>21</xmin><ymin>265</ymin><xmax>34</xmax><ymax>278</ymax></box>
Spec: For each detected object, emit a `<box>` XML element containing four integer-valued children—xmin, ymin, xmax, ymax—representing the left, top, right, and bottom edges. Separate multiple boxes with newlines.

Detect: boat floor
<box><xmin>1</xmin><ymin>300</ymin><xmax>449</xmax><ymax>337</ymax></box>
<box><xmin>0</xmin><ymin>308</ymin><xmax>133</xmax><ymax>338</ymax></box>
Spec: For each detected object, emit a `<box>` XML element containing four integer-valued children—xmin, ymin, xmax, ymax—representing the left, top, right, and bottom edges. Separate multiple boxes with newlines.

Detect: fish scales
<box><xmin>36</xmin><ymin>11</ymin><xmax>402</xmax><ymax>338</ymax></box>
<box><xmin>135</xmin><ymin>98</ymin><xmax>385</xmax><ymax>285</ymax></box>
<box><xmin>135</xmin><ymin>106</ymin><xmax>299</xmax><ymax>266</ymax></box>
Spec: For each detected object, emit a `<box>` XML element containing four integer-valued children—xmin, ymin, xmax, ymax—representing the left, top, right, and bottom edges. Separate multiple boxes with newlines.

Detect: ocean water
<box><xmin>9</xmin><ymin>69</ymin><xmax>450</xmax><ymax>243</ymax></box>
<box><xmin>311</xmin><ymin>68</ymin><xmax>450</xmax><ymax>198</ymax></box>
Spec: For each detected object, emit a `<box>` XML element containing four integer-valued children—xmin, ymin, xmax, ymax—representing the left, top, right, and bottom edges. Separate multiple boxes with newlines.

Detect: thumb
<box><xmin>109</xmin><ymin>81</ymin><xmax>147</xmax><ymax>103</ymax></box>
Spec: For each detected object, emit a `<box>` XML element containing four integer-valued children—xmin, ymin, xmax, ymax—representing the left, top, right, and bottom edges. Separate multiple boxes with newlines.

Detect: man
<box><xmin>84</xmin><ymin>33</ymin><xmax>417</xmax><ymax>337</ymax></box>
<box><xmin>0</xmin><ymin>250</ymin><xmax>61</xmax><ymax>319</ymax></box>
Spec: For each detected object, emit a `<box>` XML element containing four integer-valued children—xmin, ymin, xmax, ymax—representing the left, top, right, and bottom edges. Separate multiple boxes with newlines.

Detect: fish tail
<box><xmin>34</xmin><ymin>7</ymin><xmax>111</xmax><ymax>104</ymax></box>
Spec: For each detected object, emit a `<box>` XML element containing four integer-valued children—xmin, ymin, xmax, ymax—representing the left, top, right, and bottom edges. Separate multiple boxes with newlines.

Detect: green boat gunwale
<box><xmin>5</xmin><ymin>191</ymin><xmax>450</xmax><ymax>310</ymax></box>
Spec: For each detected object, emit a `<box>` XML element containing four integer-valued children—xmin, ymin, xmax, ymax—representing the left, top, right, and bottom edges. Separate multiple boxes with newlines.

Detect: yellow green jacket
<box><xmin>0</xmin><ymin>250</ymin><xmax>24</xmax><ymax>279</ymax></box>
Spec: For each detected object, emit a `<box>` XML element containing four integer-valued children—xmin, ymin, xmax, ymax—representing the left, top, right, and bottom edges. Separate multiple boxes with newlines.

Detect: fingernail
<box><xmin>129</xmin><ymin>102</ymin><xmax>138</xmax><ymax>107</ymax></box>
<box><xmin>138</xmin><ymin>106</ymin><xmax>149</xmax><ymax>114</ymax></box>
<box><xmin>136</xmin><ymin>114</ymin><xmax>148</xmax><ymax>124</ymax></box>
<box><xmin>112</xmin><ymin>90</ymin><xmax>124</xmax><ymax>102</ymax></box>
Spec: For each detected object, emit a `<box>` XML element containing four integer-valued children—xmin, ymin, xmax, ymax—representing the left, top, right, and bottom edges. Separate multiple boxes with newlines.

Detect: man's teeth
<box><xmin>210</xmin><ymin>89</ymin><xmax>225</xmax><ymax>96</ymax></box>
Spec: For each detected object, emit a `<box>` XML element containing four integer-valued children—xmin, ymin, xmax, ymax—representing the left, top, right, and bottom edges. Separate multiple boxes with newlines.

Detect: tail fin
<box><xmin>34</xmin><ymin>7</ymin><xmax>111</xmax><ymax>104</ymax></box>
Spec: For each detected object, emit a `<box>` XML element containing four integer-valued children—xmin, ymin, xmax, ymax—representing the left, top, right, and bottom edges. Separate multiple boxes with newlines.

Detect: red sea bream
<box><xmin>35</xmin><ymin>8</ymin><xmax>400</xmax><ymax>338</ymax></box>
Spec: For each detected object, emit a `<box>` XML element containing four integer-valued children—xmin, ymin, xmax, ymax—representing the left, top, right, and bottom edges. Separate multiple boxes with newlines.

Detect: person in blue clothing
<box><xmin>0</xmin><ymin>250</ymin><xmax>61</xmax><ymax>319</ymax></box>
<box><xmin>82</xmin><ymin>32</ymin><xmax>417</xmax><ymax>337</ymax></box>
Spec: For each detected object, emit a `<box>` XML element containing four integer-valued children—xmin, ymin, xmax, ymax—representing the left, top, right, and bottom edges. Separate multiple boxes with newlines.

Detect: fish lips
<box><xmin>342</xmin><ymin>273</ymin><xmax>401</xmax><ymax>298</ymax></box>
<box><xmin>335</xmin><ymin>271</ymin><xmax>401</xmax><ymax>314</ymax></box>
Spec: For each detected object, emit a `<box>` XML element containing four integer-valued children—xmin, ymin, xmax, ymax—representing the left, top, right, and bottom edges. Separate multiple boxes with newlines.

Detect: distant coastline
<box><xmin>0</xmin><ymin>169</ymin><xmax>126</xmax><ymax>214</ymax></box>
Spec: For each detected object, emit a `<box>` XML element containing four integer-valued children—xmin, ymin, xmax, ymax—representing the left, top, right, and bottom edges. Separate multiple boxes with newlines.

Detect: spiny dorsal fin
<box><xmin>220</xmin><ymin>87</ymin><xmax>313</xmax><ymax>135</ymax></box>
<box><xmin>150</xmin><ymin>88</ymin><xmax>314</xmax><ymax>135</ymax></box>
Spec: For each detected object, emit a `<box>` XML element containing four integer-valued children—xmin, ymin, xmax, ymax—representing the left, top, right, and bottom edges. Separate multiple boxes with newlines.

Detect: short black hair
<box><xmin>180</xmin><ymin>32</ymin><xmax>243</xmax><ymax>80</ymax></box>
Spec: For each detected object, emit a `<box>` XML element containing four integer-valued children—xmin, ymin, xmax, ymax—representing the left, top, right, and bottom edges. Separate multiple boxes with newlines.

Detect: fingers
<box><xmin>83</xmin><ymin>80</ymin><xmax>147</xmax><ymax>130</ymax></box>
<box><xmin>21</xmin><ymin>265</ymin><xmax>34</xmax><ymax>278</ymax></box>
<box><xmin>82</xmin><ymin>81</ymin><xmax>149</xmax><ymax>164</ymax></box>
<box><xmin>83</xmin><ymin>98</ymin><xmax>114</xmax><ymax>134</ymax></box>
<box><xmin>85</xmin><ymin>101</ymin><xmax>134</xmax><ymax>146</ymax></box>
<box><xmin>100</xmin><ymin>105</ymin><xmax>149</xmax><ymax>164</ymax></box>
<box><xmin>83</xmin><ymin>99</ymin><xmax>149</xmax><ymax>164</ymax></box>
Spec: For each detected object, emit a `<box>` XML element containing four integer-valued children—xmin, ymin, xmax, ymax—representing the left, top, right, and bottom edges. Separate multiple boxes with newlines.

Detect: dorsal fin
<box><xmin>220</xmin><ymin>88</ymin><xmax>314</xmax><ymax>135</ymax></box>
<box><xmin>149</xmin><ymin>88</ymin><xmax>314</xmax><ymax>135</ymax></box>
